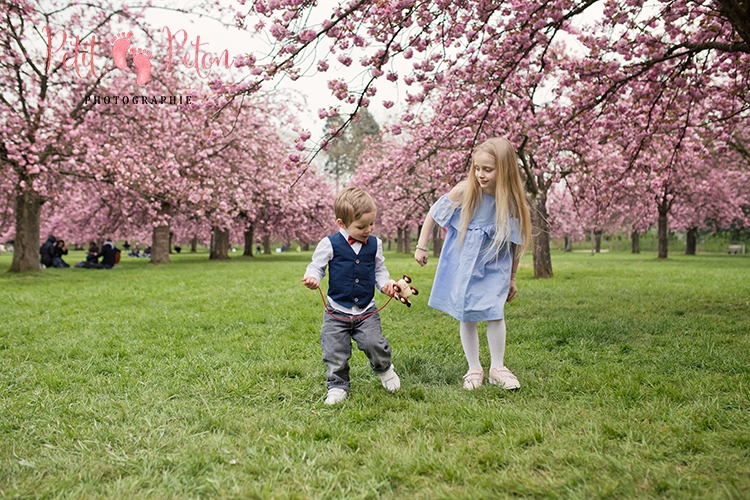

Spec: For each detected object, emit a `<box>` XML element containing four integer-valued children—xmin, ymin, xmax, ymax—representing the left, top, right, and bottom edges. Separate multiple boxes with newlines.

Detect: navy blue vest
<box><xmin>327</xmin><ymin>232</ymin><xmax>377</xmax><ymax>308</ymax></box>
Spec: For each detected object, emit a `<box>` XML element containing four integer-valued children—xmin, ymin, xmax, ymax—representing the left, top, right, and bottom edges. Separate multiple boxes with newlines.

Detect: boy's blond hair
<box><xmin>334</xmin><ymin>187</ymin><xmax>377</xmax><ymax>226</ymax></box>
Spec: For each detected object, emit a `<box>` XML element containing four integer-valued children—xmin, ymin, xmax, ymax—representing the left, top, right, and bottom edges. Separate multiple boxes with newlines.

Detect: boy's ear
<box><xmin>336</xmin><ymin>218</ymin><xmax>346</xmax><ymax>229</ymax></box>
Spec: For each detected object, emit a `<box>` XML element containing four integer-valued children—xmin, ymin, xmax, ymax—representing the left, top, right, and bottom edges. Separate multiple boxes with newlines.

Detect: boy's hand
<box><xmin>302</xmin><ymin>277</ymin><xmax>319</xmax><ymax>290</ymax></box>
<box><xmin>381</xmin><ymin>282</ymin><xmax>395</xmax><ymax>297</ymax></box>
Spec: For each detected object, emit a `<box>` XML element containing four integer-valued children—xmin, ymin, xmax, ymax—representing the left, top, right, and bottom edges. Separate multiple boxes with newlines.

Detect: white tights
<box><xmin>460</xmin><ymin>320</ymin><xmax>507</xmax><ymax>370</ymax></box>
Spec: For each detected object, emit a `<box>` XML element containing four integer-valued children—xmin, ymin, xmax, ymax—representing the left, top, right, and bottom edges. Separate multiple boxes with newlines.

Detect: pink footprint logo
<box><xmin>111</xmin><ymin>32</ymin><xmax>133</xmax><ymax>70</ymax></box>
<box><xmin>130</xmin><ymin>48</ymin><xmax>152</xmax><ymax>85</ymax></box>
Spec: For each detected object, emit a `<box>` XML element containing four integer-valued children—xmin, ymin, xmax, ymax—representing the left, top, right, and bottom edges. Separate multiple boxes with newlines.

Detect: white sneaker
<box><xmin>488</xmin><ymin>366</ymin><xmax>521</xmax><ymax>390</ymax></box>
<box><xmin>379</xmin><ymin>365</ymin><xmax>401</xmax><ymax>393</ymax></box>
<box><xmin>324</xmin><ymin>388</ymin><xmax>348</xmax><ymax>405</ymax></box>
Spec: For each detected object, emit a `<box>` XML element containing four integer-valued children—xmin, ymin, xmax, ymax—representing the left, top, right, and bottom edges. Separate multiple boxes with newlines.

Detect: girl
<box><xmin>415</xmin><ymin>137</ymin><xmax>532</xmax><ymax>390</ymax></box>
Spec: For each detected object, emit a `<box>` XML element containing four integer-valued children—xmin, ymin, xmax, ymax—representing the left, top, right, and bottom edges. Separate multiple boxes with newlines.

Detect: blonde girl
<box><xmin>415</xmin><ymin>137</ymin><xmax>532</xmax><ymax>390</ymax></box>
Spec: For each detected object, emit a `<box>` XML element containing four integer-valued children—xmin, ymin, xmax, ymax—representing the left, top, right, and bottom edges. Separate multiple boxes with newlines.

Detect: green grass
<box><xmin>1</xmin><ymin>249</ymin><xmax>749</xmax><ymax>499</ymax></box>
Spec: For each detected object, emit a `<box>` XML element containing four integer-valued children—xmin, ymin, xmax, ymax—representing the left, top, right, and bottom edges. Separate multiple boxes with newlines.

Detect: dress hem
<box><xmin>428</xmin><ymin>299</ymin><xmax>505</xmax><ymax>323</ymax></box>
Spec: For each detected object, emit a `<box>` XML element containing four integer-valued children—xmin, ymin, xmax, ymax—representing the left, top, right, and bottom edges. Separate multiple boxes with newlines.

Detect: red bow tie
<box><xmin>348</xmin><ymin>235</ymin><xmax>366</xmax><ymax>245</ymax></box>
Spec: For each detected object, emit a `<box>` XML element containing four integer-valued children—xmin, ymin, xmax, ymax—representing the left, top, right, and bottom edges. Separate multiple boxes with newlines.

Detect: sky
<box><xmin>143</xmin><ymin>1</ymin><xmax>405</xmax><ymax>136</ymax></box>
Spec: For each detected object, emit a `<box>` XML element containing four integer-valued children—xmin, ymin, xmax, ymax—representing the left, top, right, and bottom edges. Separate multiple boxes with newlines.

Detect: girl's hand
<box><xmin>506</xmin><ymin>279</ymin><xmax>518</xmax><ymax>302</ymax></box>
<box><xmin>301</xmin><ymin>277</ymin><xmax>319</xmax><ymax>290</ymax></box>
<box><xmin>415</xmin><ymin>248</ymin><xmax>428</xmax><ymax>266</ymax></box>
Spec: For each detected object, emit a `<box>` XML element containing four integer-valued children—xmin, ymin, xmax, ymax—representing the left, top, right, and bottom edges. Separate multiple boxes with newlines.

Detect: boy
<box><xmin>302</xmin><ymin>187</ymin><xmax>400</xmax><ymax>405</ymax></box>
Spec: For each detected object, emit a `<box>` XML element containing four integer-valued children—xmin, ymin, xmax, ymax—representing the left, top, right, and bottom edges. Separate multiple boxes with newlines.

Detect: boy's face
<box><xmin>337</xmin><ymin>210</ymin><xmax>376</xmax><ymax>244</ymax></box>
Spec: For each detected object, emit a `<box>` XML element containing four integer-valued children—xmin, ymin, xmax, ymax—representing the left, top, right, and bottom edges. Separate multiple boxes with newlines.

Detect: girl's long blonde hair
<box><xmin>458</xmin><ymin>137</ymin><xmax>532</xmax><ymax>257</ymax></box>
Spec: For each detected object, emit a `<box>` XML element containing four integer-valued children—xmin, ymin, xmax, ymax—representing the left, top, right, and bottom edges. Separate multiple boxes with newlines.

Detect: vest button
<box><xmin>355</xmin><ymin>278</ymin><xmax>359</xmax><ymax>283</ymax></box>
<box><xmin>355</xmin><ymin>259</ymin><xmax>360</xmax><ymax>264</ymax></box>
<box><xmin>354</xmin><ymin>297</ymin><xmax>359</xmax><ymax>302</ymax></box>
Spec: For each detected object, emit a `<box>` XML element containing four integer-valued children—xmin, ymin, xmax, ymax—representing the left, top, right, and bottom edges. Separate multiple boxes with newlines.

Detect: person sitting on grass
<box><xmin>86</xmin><ymin>241</ymin><xmax>100</xmax><ymax>262</ymax></box>
<box><xmin>52</xmin><ymin>239</ymin><xmax>70</xmax><ymax>268</ymax></box>
<box><xmin>128</xmin><ymin>244</ymin><xmax>141</xmax><ymax>257</ymax></box>
<box><xmin>302</xmin><ymin>186</ymin><xmax>400</xmax><ymax>405</ymax></box>
<box><xmin>39</xmin><ymin>235</ymin><xmax>56</xmax><ymax>269</ymax></box>
<box><xmin>96</xmin><ymin>238</ymin><xmax>120</xmax><ymax>269</ymax></box>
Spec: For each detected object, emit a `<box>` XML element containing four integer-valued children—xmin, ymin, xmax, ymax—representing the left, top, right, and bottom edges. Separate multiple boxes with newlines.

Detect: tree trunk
<box><xmin>631</xmin><ymin>230</ymin><xmax>640</xmax><ymax>254</ymax></box>
<box><xmin>530</xmin><ymin>193</ymin><xmax>553</xmax><ymax>278</ymax></box>
<box><xmin>150</xmin><ymin>225</ymin><xmax>171</xmax><ymax>264</ymax></box>
<box><xmin>210</xmin><ymin>226</ymin><xmax>230</xmax><ymax>260</ymax></box>
<box><xmin>243</xmin><ymin>226</ymin><xmax>254</xmax><ymax>257</ymax></box>
<box><xmin>191</xmin><ymin>236</ymin><xmax>198</xmax><ymax>253</ymax></box>
<box><xmin>302</xmin><ymin>243</ymin><xmax>310</xmax><ymax>251</ymax></box>
<box><xmin>564</xmin><ymin>235</ymin><xmax>572</xmax><ymax>252</ymax></box>
<box><xmin>397</xmin><ymin>228</ymin><xmax>404</xmax><ymax>253</ymax></box>
<box><xmin>657</xmin><ymin>207</ymin><xmax>669</xmax><ymax>259</ymax></box>
<box><xmin>594</xmin><ymin>230</ymin><xmax>602</xmax><ymax>253</ymax></box>
<box><xmin>403</xmin><ymin>228</ymin><xmax>411</xmax><ymax>254</ymax></box>
<box><xmin>168</xmin><ymin>231</ymin><xmax>174</xmax><ymax>254</ymax></box>
<box><xmin>686</xmin><ymin>227</ymin><xmax>697</xmax><ymax>255</ymax></box>
<box><xmin>9</xmin><ymin>191</ymin><xmax>43</xmax><ymax>272</ymax></box>
<box><xmin>432</xmin><ymin>222</ymin><xmax>443</xmax><ymax>258</ymax></box>
<box><xmin>263</xmin><ymin>235</ymin><xmax>271</xmax><ymax>255</ymax></box>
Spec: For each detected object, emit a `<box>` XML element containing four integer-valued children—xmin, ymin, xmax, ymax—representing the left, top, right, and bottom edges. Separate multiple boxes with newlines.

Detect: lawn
<box><xmin>1</xmin><ymin>249</ymin><xmax>749</xmax><ymax>499</ymax></box>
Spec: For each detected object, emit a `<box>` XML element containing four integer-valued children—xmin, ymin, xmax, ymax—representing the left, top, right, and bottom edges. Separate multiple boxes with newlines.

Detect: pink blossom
<box><xmin>299</xmin><ymin>29</ymin><xmax>317</xmax><ymax>43</ymax></box>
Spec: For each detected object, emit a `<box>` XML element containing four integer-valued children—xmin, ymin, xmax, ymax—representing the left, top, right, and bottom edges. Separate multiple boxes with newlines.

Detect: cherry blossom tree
<box><xmin>547</xmin><ymin>183</ymin><xmax>586</xmax><ymax>251</ymax></box>
<box><xmin>0</xmin><ymin>0</ymin><xmax>164</xmax><ymax>271</ymax></box>
<box><xmin>74</xmin><ymin>75</ymin><xmax>317</xmax><ymax>263</ymax></box>
<box><xmin>670</xmin><ymin>140</ymin><xmax>750</xmax><ymax>254</ymax></box>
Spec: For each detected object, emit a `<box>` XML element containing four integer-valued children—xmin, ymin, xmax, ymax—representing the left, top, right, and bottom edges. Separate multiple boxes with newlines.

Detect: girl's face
<box><xmin>473</xmin><ymin>151</ymin><xmax>498</xmax><ymax>195</ymax></box>
<box><xmin>338</xmin><ymin>210</ymin><xmax>376</xmax><ymax>243</ymax></box>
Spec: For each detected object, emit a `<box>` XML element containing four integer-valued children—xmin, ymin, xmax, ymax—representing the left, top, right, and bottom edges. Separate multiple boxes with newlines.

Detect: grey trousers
<box><xmin>320</xmin><ymin>307</ymin><xmax>393</xmax><ymax>391</ymax></box>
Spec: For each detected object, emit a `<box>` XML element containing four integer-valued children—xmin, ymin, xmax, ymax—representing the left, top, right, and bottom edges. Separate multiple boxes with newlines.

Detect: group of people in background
<box><xmin>40</xmin><ymin>236</ymin><xmax>120</xmax><ymax>269</ymax></box>
<box><xmin>125</xmin><ymin>242</ymin><xmax>151</xmax><ymax>258</ymax></box>
<box><xmin>39</xmin><ymin>235</ymin><xmax>71</xmax><ymax>268</ymax></box>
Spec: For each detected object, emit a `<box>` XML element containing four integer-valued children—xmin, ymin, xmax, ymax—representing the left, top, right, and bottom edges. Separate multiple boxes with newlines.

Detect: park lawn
<box><xmin>1</xmin><ymin>249</ymin><xmax>749</xmax><ymax>499</ymax></box>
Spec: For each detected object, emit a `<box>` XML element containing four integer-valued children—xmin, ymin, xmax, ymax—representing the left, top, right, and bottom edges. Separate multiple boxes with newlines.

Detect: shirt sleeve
<box><xmin>304</xmin><ymin>238</ymin><xmax>332</xmax><ymax>283</ymax></box>
<box><xmin>429</xmin><ymin>195</ymin><xmax>460</xmax><ymax>228</ymax></box>
<box><xmin>374</xmin><ymin>238</ymin><xmax>391</xmax><ymax>293</ymax></box>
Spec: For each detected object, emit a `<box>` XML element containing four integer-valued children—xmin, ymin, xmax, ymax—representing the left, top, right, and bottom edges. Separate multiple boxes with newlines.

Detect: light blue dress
<box><xmin>428</xmin><ymin>193</ymin><xmax>521</xmax><ymax>322</ymax></box>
